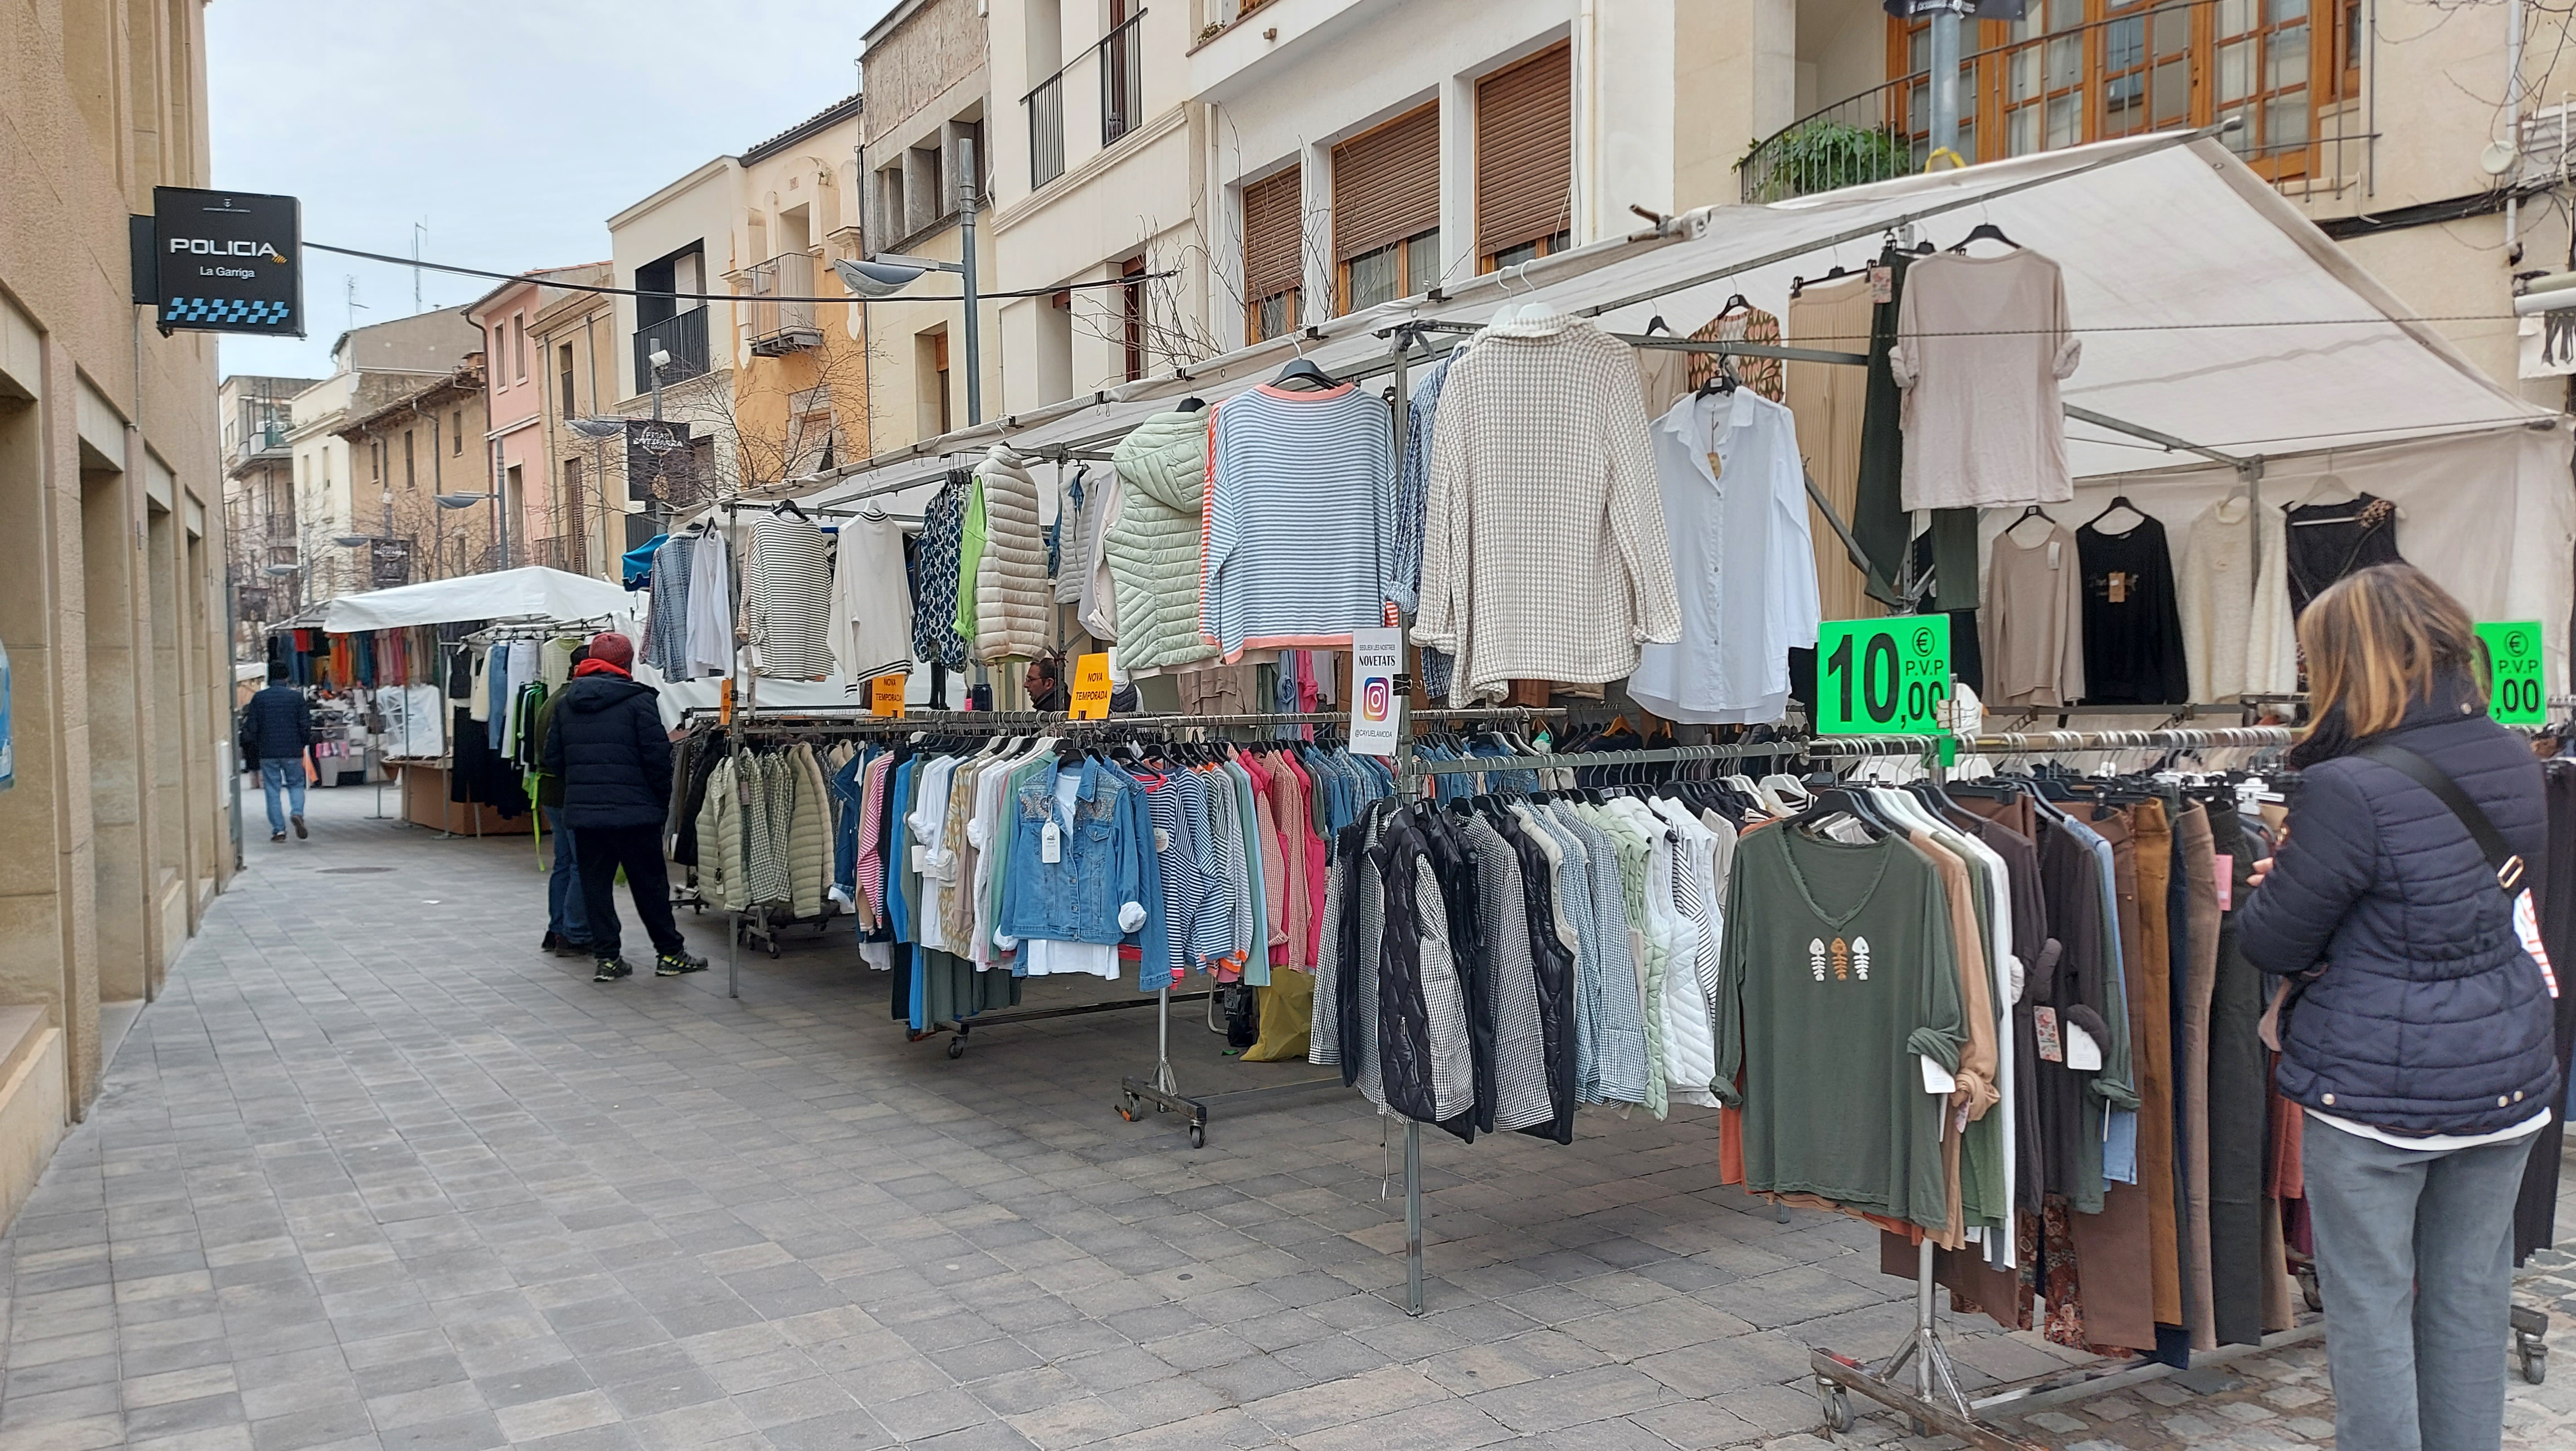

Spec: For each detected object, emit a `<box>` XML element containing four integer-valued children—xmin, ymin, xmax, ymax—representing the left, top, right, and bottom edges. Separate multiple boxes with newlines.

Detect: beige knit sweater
<box><xmin>973</xmin><ymin>446</ymin><xmax>1051</xmax><ymax>664</ymax></box>
<box><xmin>1418</xmin><ymin>311</ymin><xmax>1681</xmax><ymax>702</ymax></box>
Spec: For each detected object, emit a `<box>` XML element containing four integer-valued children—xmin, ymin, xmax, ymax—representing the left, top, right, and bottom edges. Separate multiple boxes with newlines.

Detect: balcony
<box><xmin>1101</xmin><ymin>13</ymin><xmax>1144</xmax><ymax>148</ymax></box>
<box><xmin>1028</xmin><ymin>72</ymin><xmax>1067</xmax><ymax>189</ymax></box>
<box><xmin>525</xmin><ymin>534</ymin><xmax>589</xmax><ymax>576</ymax></box>
<box><xmin>633</xmin><ymin>305</ymin><xmax>711</xmax><ymax>395</ymax></box>
<box><xmin>1739</xmin><ymin>0</ymin><xmax>2368</xmax><ymax>206</ymax></box>
<box><xmin>232</xmin><ymin>421</ymin><xmax>291</xmax><ymax>469</ymax></box>
<box><xmin>744</xmin><ymin>253</ymin><xmax>823</xmax><ymax>357</ymax></box>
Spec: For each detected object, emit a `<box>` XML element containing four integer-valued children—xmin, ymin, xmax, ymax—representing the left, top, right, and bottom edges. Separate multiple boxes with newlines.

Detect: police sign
<box><xmin>151</xmin><ymin>187</ymin><xmax>302</xmax><ymax>336</ymax></box>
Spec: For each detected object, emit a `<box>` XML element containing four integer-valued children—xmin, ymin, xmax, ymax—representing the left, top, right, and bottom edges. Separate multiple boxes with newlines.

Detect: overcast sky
<box><xmin>209</xmin><ymin>0</ymin><xmax>895</xmax><ymax>382</ymax></box>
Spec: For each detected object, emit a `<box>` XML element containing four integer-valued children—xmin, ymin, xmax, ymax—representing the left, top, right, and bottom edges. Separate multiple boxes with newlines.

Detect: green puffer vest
<box><xmin>1104</xmin><ymin>408</ymin><xmax>1217</xmax><ymax>673</ymax></box>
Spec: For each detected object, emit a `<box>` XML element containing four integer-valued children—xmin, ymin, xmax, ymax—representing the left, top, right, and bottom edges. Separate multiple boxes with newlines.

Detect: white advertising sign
<box><xmin>1349</xmin><ymin>627</ymin><xmax>1403</xmax><ymax>757</ymax></box>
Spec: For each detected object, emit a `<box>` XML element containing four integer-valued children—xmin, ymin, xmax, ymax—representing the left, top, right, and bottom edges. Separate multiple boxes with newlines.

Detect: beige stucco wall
<box><xmin>0</xmin><ymin>0</ymin><xmax>232</xmax><ymax>1218</ymax></box>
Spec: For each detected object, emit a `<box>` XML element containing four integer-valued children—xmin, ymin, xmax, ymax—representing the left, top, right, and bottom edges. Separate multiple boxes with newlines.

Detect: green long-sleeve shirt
<box><xmin>1715</xmin><ymin>826</ymin><xmax>1965</xmax><ymax>1234</ymax></box>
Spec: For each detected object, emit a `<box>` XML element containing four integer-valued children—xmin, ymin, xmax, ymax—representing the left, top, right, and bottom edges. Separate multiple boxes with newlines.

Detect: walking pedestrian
<box><xmin>540</xmin><ymin>631</ymin><xmax>706</xmax><ymax>982</ymax></box>
<box><xmin>243</xmin><ymin>664</ymin><xmax>313</xmax><ymax>843</ymax></box>
<box><xmin>529</xmin><ymin>644</ymin><xmax>593</xmax><ymax>957</ymax></box>
<box><xmin>2238</xmin><ymin>563</ymin><xmax>2560</xmax><ymax>1451</ymax></box>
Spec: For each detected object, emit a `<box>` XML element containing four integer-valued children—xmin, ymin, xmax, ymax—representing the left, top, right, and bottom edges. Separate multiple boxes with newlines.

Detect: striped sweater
<box><xmin>1199</xmin><ymin>384</ymin><xmax>1398</xmax><ymax>661</ymax></box>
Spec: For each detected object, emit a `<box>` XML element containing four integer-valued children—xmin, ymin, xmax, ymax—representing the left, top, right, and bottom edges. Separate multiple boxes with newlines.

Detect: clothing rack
<box><xmin>1370</xmin><ymin>723</ymin><xmax>2292</xmax><ymax>1449</ymax></box>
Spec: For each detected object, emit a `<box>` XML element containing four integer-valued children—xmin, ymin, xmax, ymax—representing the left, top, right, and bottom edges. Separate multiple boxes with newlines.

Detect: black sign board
<box><xmin>369</xmin><ymin>538</ymin><xmax>413</xmax><ymax>589</ymax></box>
<box><xmin>626</xmin><ymin>420</ymin><xmax>698</xmax><ymax>506</ymax></box>
<box><xmin>151</xmin><ymin>187</ymin><xmax>303</xmax><ymax>337</ymax></box>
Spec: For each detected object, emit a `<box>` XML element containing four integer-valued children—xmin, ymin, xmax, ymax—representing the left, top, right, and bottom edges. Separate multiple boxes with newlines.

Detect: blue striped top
<box><xmin>1201</xmin><ymin>384</ymin><xmax>1398</xmax><ymax>660</ymax></box>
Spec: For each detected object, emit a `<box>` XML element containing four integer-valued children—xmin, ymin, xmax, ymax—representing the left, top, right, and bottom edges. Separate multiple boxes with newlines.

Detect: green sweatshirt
<box><xmin>953</xmin><ymin>477</ymin><xmax>988</xmax><ymax>650</ymax></box>
<box><xmin>1715</xmin><ymin>826</ymin><xmax>1966</xmax><ymax>1234</ymax></box>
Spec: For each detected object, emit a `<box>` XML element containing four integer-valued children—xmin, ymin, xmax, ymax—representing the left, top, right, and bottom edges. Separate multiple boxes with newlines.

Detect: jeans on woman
<box><xmin>545</xmin><ymin>807</ymin><xmax>590</xmax><ymax>946</ymax></box>
<box><xmin>258</xmin><ymin>758</ymin><xmax>306</xmax><ymax>836</ymax></box>
<box><xmin>2304</xmin><ymin>1118</ymin><xmax>2537</xmax><ymax>1451</ymax></box>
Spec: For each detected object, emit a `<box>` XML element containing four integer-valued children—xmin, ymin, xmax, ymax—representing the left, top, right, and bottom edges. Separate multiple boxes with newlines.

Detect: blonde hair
<box><xmin>2299</xmin><ymin>563</ymin><xmax>2480</xmax><ymax>736</ymax></box>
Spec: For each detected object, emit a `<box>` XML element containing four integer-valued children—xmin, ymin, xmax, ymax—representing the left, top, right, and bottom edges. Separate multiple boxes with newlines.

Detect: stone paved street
<box><xmin>2</xmin><ymin>782</ymin><xmax>2572</xmax><ymax>1451</ymax></box>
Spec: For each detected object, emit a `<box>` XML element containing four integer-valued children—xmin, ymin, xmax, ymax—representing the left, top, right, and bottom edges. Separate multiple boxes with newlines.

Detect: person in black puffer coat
<box><xmin>541</xmin><ymin>631</ymin><xmax>705</xmax><ymax>982</ymax></box>
<box><xmin>243</xmin><ymin>666</ymin><xmax>314</xmax><ymax>842</ymax></box>
<box><xmin>2237</xmin><ymin>564</ymin><xmax>2557</xmax><ymax>1451</ymax></box>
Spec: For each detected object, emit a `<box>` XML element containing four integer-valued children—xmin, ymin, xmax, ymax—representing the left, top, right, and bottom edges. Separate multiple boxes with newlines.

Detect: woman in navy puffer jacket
<box><xmin>2237</xmin><ymin>564</ymin><xmax>2558</xmax><ymax>1451</ymax></box>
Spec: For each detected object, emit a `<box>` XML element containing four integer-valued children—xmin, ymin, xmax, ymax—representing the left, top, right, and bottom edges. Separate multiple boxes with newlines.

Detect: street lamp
<box><xmin>832</xmin><ymin>135</ymin><xmax>983</xmax><ymax>426</ymax></box>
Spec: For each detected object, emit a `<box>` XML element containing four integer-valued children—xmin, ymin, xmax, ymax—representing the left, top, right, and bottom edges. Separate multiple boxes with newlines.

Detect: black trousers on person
<box><xmin>574</xmin><ymin>824</ymin><xmax>685</xmax><ymax>960</ymax></box>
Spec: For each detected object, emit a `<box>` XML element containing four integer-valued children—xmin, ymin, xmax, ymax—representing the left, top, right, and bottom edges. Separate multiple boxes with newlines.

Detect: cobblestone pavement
<box><xmin>1</xmin><ymin>782</ymin><xmax>2570</xmax><ymax>1451</ymax></box>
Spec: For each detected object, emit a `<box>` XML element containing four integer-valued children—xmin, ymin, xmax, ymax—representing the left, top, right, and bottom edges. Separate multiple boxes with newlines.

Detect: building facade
<box><xmin>860</xmin><ymin>0</ymin><xmax>1004</xmax><ymax>452</ymax></box>
<box><xmin>608</xmin><ymin>159</ymin><xmax>740</xmax><ymax>545</ymax></box>
<box><xmin>0</xmin><ymin>0</ymin><xmax>232</xmax><ymax>1226</ymax></box>
<box><xmin>219</xmin><ymin>373</ymin><xmax>320</xmax><ymax>653</ymax></box>
<box><xmin>526</xmin><ymin>274</ymin><xmax>621</xmax><ymax>578</ymax></box>
<box><xmin>731</xmin><ymin>96</ymin><xmax>873</xmax><ymax>494</ymax></box>
<box><xmin>466</xmin><ymin>266</ymin><xmax>610</xmax><ymax>574</ymax></box>
<box><xmin>330</xmin><ymin>358</ymin><xmax>496</xmax><ymax>583</ymax></box>
<box><xmin>281</xmin><ymin>310</ymin><xmax>484</xmax><ymax>602</ymax></box>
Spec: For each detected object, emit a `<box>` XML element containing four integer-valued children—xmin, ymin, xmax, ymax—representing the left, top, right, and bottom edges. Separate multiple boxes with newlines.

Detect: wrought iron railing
<box><xmin>744</xmin><ymin>252</ymin><xmax>821</xmax><ymax>356</ymax></box>
<box><xmin>1738</xmin><ymin>0</ymin><xmax>2369</xmax><ymax>204</ymax></box>
<box><xmin>633</xmin><ymin>305</ymin><xmax>710</xmax><ymax>392</ymax></box>
<box><xmin>1101</xmin><ymin>13</ymin><xmax>1145</xmax><ymax>147</ymax></box>
<box><xmin>1028</xmin><ymin>72</ymin><xmax>1066</xmax><ymax>188</ymax></box>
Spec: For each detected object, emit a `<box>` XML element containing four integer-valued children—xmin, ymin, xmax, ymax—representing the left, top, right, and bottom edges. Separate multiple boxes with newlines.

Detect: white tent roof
<box><xmin>318</xmin><ymin>566</ymin><xmax>632</xmax><ymax>633</ymax></box>
<box><xmin>794</xmin><ymin>132</ymin><xmax>2548</xmax><ymax>510</ymax></box>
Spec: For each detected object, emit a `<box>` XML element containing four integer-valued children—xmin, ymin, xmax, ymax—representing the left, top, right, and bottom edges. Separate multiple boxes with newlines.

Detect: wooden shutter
<box><xmin>1242</xmin><ymin>167</ymin><xmax>1303</xmax><ymax>301</ymax></box>
<box><xmin>1475</xmin><ymin>43</ymin><xmax>1573</xmax><ymax>260</ymax></box>
<box><xmin>1331</xmin><ymin>103</ymin><xmax>1439</xmax><ymax>262</ymax></box>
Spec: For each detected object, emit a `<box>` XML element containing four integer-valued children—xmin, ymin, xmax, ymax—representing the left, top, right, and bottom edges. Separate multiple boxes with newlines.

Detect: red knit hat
<box><xmin>585</xmin><ymin>631</ymin><xmax>634</xmax><ymax>670</ymax></box>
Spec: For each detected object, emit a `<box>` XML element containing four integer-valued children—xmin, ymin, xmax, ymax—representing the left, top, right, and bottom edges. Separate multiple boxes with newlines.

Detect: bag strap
<box><xmin>2351</xmin><ymin>743</ymin><xmax>2526</xmax><ymax>894</ymax></box>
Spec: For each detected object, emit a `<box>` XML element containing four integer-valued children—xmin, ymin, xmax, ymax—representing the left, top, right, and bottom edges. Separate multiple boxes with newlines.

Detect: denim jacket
<box><xmin>999</xmin><ymin>758</ymin><xmax>1149</xmax><ymax>947</ymax></box>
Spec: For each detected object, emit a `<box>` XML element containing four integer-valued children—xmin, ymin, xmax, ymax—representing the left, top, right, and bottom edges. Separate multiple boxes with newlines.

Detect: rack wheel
<box><xmin>1188</xmin><ymin>1123</ymin><xmax>1204</xmax><ymax>1148</ymax></box>
<box><xmin>1116</xmin><ymin>1092</ymin><xmax>1140</xmax><ymax>1122</ymax></box>
<box><xmin>2519</xmin><ymin>1341</ymin><xmax>2546</xmax><ymax>1385</ymax></box>
<box><xmin>1816</xmin><ymin>1379</ymin><xmax>1852</xmax><ymax>1434</ymax></box>
<box><xmin>946</xmin><ymin>1036</ymin><xmax>966</xmax><ymax>1060</ymax></box>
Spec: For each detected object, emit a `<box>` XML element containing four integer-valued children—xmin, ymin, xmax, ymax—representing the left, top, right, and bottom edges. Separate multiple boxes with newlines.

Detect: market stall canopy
<box><xmin>318</xmin><ymin>566</ymin><xmax>631</xmax><ymax>634</ymax></box>
<box><xmin>796</xmin><ymin>130</ymin><xmax>2551</xmax><ymax>510</ymax></box>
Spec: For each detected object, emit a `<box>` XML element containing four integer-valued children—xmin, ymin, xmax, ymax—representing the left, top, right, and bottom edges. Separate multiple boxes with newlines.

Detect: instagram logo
<box><xmin>1361</xmin><ymin>678</ymin><xmax>1391</xmax><ymax>722</ymax></box>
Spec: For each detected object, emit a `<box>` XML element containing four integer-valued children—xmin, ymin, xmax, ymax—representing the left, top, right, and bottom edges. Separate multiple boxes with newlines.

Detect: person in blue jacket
<box><xmin>2238</xmin><ymin>563</ymin><xmax>2559</xmax><ymax>1451</ymax></box>
<box><xmin>242</xmin><ymin>665</ymin><xmax>313</xmax><ymax>843</ymax></box>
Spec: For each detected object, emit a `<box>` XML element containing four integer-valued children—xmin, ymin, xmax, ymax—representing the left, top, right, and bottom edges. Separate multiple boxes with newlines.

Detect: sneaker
<box><xmin>540</xmin><ymin>931</ymin><xmax>562</xmax><ymax>952</ymax></box>
<box><xmin>592</xmin><ymin>957</ymin><xmax>633</xmax><ymax>982</ymax></box>
<box><xmin>270</xmin><ymin>831</ymin><xmax>287</xmax><ymax>843</ymax></box>
<box><xmin>291</xmin><ymin>815</ymin><xmax>307</xmax><ymax>839</ymax></box>
<box><xmin>655</xmin><ymin>950</ymin><xmax>709</xmax><ymax>977</ymax></box>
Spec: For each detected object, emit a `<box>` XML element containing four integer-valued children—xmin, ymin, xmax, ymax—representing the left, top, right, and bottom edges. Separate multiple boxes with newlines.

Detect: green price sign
<box><xmin>1819</xmin><ymin>615</ymin><xmax>1951</xmax><ymax>735</ymax></box>
<box><xmin>2476</xmin><ymin>620</ymin><xmax>2545</xmax><ymax>725</ymax></box>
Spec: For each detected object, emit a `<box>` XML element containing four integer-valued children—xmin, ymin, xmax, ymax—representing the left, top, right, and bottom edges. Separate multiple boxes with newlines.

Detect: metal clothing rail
<box><xmin>1379</xmin><ymin>724</ymin><xmax>2293</xmax><ymax>1450</ymax></box>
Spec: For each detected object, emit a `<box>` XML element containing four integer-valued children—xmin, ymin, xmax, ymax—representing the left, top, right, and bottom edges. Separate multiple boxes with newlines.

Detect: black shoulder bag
<box><xmin>2352</xmin><ymin>743</ymin><xmax>2527</xmax><ymax>896</ymax></box>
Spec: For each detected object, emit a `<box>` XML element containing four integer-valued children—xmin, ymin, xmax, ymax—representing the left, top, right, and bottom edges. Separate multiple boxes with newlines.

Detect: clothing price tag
<box><xmin>869</xmin><ymin>673</ymin><xmax>906</xmax><ymax>718</ymax></box>
<box><xmin>1070</xmin><ymin>653</ymin><xmax>1114</xmax><ymax>720</ymax></box>
<box><xmin>1041</xmin><ymin>821</ymin><xmax>1062</xmax><ymax>864</ymax></box>
<box><xmin>2033</xmin><ymin>1005</ymin><xmax>2064</xmax><ymax>1063</ymax></box>
<box><xmin>1154</xmin><ymin>826</ymin><xmax>1171</xmax><ymax>853</ymax></box>
<box><xmin>2213</xmin><ymin>854</ymin><xmax>2234</xmax><ymax>912</ymax></box>
<box><xmin>2106</xmin><ymin>571</ymin><xmax>2129</xmax><ymax>605</ymax></box>
<box><xmin>2475</xmin><ymin>621</ymin><xmax>2545</xmax><ymax>724</ymax></box>
<box><xmin>1869</xmin><ymin>264</ymin><xmax>1894</xmax><ymax>304</ymax></box>
<box><xmin>1816</xmin><ymin>615</ymin><xmax>1950</xmax><ymax>737</ymax></box>
<box><xmin>2065</xmin><ymin>1023</ymin><xmax>2104</xmax><ymax>1072</ymax></box>
<box><xmin>909</xmin><ymin>844</ymin><xmax>927</xmax><ymax>874</ymax></box>
<box><xmin>1919</xmin><ymin>1055</ymin><xmax>1957</xmax><ymax>1095</ymax></box>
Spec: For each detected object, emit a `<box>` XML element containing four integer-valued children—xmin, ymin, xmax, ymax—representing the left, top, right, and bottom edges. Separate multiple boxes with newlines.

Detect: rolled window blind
<box><xmin>1475</xmin><ymin>43</ymin><xmax>1573</xmax><ymax>260</ymax></box>
<box><xmin>1330</xmin><ymin>104</ymin><xmax>1439</xmax><ymax>262</ymax></box>
<box><xmin>1242</xmin><ymin>168</ymin><xmax>1304</xmax><ymax>301</ymax></box>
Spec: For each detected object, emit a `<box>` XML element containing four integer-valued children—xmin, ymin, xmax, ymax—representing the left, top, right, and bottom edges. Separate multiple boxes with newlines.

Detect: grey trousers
<box><xmin>2305</xmin><ymin>1117</ymin><xmax>2538</xmax><ymax>1451</ymax></box>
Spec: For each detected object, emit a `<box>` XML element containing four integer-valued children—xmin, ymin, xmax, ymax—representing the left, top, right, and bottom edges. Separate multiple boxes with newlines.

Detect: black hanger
<box><xmin>1789</xmin><ymin>783</ymin><xmax>1889</xmax><ymax>841</ymax></box>
<box><xmin>1176</xmin><ymin>396</ymin><xmax>1207</xmax><ymax>412</ymax></box>
<box><xmin>2084</xmin><ymin>495</ymin><xmax>2147</xmax><ymax>532</ymax></box>
<box><xmin>1715</xmin><ymin>293</ymin><xmax>1753</xmax><ymax>319</ymax></box>
<box><xmin>774</xmin><ymin>498</ymin><xmax>809</xmax><ymax>522</ymax></box>
<box><xmin>1272</xmin><ymin>357</ymin><xmax>1337</xmax><ymax>390</ymax></box>
<box><xmin>1695</xmin><ymin>358</ymin><xmax>1739</xmax><ymax>397</ymax></box>
<box><xmin>1950</xmin><ymin>221</ymin><xmax>2020</xmax><ymax>252</ymax></box>
<box><xmin>1643</xmin><ymin>315</ymin><xmax>1674</xmax><ymax>336</ymax></box>
<box><xmin>2004</xmin><ymin>503</ymin><xmax>2056</xmax><ymax>540</ymax></box>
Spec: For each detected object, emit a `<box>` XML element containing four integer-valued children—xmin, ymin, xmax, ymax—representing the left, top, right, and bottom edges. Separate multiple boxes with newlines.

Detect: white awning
<box><xmin>796</xmin><ymin>131</ymin><xmax>2550</xmax><ymax>507</ymax></box>
<box><xmin>318</xmin><ymin>566</ymin><xmax>633</xmax><ymax>634</ymax></box>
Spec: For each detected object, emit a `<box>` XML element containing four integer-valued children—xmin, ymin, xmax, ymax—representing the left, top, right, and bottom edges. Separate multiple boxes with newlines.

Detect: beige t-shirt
<box><xmin>1890</xmin><ymin>249</ymin><xmax>2082</xmax><ymax>511</ymax></box>
<box><xmin>1982</xmin><ymin>517</ymin><xmax>2087</xmax><ymax>708</ymax></box>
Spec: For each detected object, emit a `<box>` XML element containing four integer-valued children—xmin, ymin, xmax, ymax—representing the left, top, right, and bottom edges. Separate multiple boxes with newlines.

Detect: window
<box><xmin>1121</xmin><ymin>256</ymin><xmax>1147</xmax><ymax>382</ymax></box>
<box><xmin>402</xmin><ymin>431</ymin><xmax>416</xmax><ymax>490</ymax></box>
<box><xmin>921</xmin><ymin>330</ymin><xmax>953</xmax><ymax>437</ymax></box>
<box><xmin>512</xmin><ymin>314</ymin><xmax>527</xmax><ymax>381</ymax></box>
<box><xmin>1475</xmin><ymin>43</ymin><xmax>1573</xmax><ymax>272</ymax></box>
<box><xmin>1893</xmin><ymin>1</ymin><xmax>2349</xmax><ymax>183</ymax></box>
<box><xmin>452</xmin><ymin>411</ymin><xmax>464</xmax><ymax>454</ymax></box>
<box><xmin>1241</xmin><ymin>167</ymin><xmax>1304</xmax><ymax>342</ymax></box>
<box><xmin>1331</xmin><ymin>103</ymin><xmax>1440</xmax><ymax>315</ymax></box>
<box><xmin>559</xmin><ymin>343</ymin><xmax>576</xmax><ymax>421</ymax></box>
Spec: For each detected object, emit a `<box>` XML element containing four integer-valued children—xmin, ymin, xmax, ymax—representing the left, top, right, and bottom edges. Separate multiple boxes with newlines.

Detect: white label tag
<box><xmin>2066</xmin><ymin>1023</ymin><xmax>2104</xmax><ymax>1072</ymax></box>
<box><xmin>1154</xmin><ymin>826</ymin><xmax>1171</xmax><ymax>853</ymax></box>
<box><xmin>909</xmin><ymin>844</ymin><xmax>926</xmax><ymax>874</ymax></box>
<box><xmin>1042</xmin><ymin>821</ymin><xmax>1062</xmax><ymax>864</ymax></box>
<box><xmin>1920</xmin><ymin>1055</ymin><xmax>1957</xmax><ymax>1095</ymax></box>
<box><xmin>2047</xmin><ymin>539</ymin><xmax>2062</xmax><ymax>570</ymax></box>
